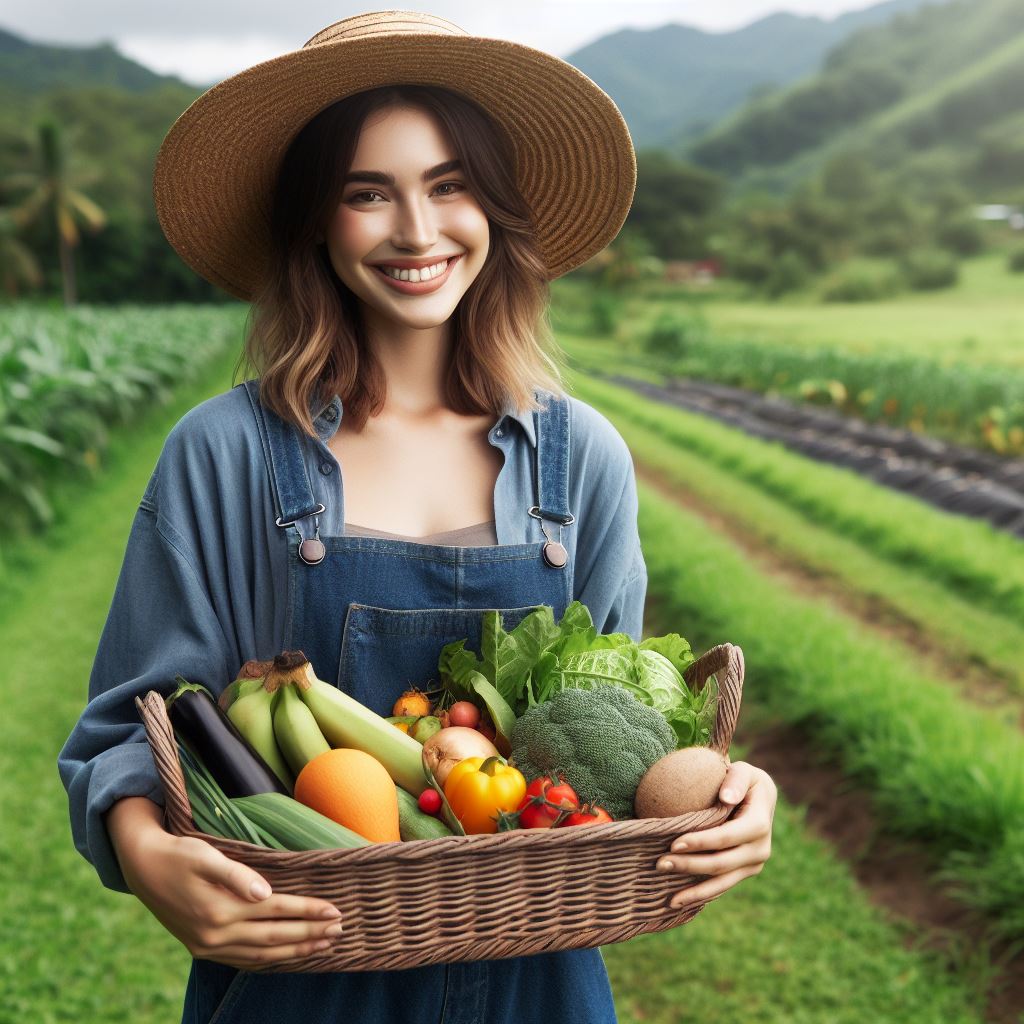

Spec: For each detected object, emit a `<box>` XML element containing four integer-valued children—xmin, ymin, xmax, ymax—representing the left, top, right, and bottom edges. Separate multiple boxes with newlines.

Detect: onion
<box><xmin>421</xmin><ymin>727</ymin><xmax>499</xmax><ymax>786</ymax></box>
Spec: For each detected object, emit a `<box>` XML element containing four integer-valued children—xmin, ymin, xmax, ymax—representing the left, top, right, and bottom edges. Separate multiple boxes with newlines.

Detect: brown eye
<box><xmin>435</xmin><ymin>181</ymin><xmax>465</xmax><ymax>196</ymax></box>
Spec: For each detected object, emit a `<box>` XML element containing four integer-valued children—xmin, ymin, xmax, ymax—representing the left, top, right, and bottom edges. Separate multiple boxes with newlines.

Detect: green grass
<box><xmin>569</xmin><ymin>373</ymin><xmax>1024</xmax><ymax>696</ymax></box>
<box><xmin>554</xmin><ymin>253</ymin><xmax>1024</xmax><ymax>367</ymax></box>
<box><xmin>604</xmin><ymin>801</ymin><xmax>989</xmax><ymax>1024</ymax></box>
<box><xmin>632</xmin><ymin>478</ymin><xmax>1024</xmax><ymax>942</ymax></box>
<box><xmin>0</xmin><ymin>342</ymin><xmax>244</xmax><ymax>1023</ymax></box>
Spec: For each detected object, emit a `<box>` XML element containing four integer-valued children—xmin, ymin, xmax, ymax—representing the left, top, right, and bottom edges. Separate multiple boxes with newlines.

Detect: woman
<box><xmin>58</xmin><ymin>11</ymin><xmax>776</xmax><ymax>1023</ymax></box>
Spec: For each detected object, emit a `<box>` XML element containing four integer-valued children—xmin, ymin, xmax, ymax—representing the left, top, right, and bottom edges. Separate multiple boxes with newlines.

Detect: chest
<box><xmin>326</xmin><ymin>415</ymin><xmax>506</xmax><ymax>536</ymax></box>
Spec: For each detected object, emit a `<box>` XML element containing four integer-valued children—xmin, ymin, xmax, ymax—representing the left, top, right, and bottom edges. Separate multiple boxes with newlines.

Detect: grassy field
<box><xmin>551</xmin><ymin>254</ymin><xmax>1024</xmax><ymax>454</ymax></box>
<box><xmin>567</xmin><ymin>253</ymin><xmax>1024</xmax><ymax>367</ymax></box>
<box><xmin>1</xmin><ymin>306</ymin><xmax>997</xmax><ymax>1023</ymax></box>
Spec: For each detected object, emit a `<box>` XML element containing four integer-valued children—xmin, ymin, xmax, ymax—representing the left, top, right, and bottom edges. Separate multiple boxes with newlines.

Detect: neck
<box><xmin>361</xmin><ymin>305</ymin><xmax>454</xmax><ymax>417</ymax></box>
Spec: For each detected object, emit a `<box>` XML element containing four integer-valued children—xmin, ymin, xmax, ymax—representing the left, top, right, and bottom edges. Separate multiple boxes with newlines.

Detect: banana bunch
<box><xmin>219</xmin><ymin>651</ymin><xmax>427</xmax><ymax>798</ymax></box>
<box><xmin>222</xmin><ymin>668</ymin><xmax>329</xmax><ymax>793</ymax></box>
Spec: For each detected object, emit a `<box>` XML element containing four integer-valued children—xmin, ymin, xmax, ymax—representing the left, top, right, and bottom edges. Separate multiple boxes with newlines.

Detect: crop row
<box><xmin>570</xmin><ymin>374</ymin><xmax>1024</xmax><ymax>694</ymax></box>
<box><xmin>569</xmin><ymin>372</ymin><xmax>1024</xmax><ymax>626</ymax></box>
<box><xmin>635</xmin><ymin>478</ymin><xmax>1024</xmax><ymax>943</ymax></box>
<box><xmin>0</xmin><ymin>304</ymin><xmax>245</xmax><ymax>536</ymax></box>
<box><xmin>561</xmin><ymin>329</ymin><xmax>1024</xmax><ymax>455</ymax></box>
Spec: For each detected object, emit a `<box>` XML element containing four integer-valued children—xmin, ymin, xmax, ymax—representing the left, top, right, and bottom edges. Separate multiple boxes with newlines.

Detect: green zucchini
<box><xmin>396</xmin><ymin>787</ymin><xmax>455</xmax><ymax>841</ymax></box>
<box><xmin>231</xmin><ymin>792</ymin><xmax>370</xmax><ymax>850</ymax></box>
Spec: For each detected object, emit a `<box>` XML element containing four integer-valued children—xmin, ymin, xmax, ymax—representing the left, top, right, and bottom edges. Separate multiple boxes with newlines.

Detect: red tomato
<box><xmin>418</xmin><ymin>788</ymin><xmax>443</xmax><ymax>816</ymax></box>
<box><xmin>559</xmin><ymin>804</ymin><xmax>613</xmax><ymax>827</ymax></box>
<box><xmin>516</xmin><ymin>775</ymin><xmax>580</xmax><ymax>828</ymax></box>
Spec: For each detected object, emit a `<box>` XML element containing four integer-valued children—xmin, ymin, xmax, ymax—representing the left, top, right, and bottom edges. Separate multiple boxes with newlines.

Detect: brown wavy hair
<box><xmin>235</xmin><ymin>84</ymin><xmax>568</xmax><ymax>437</ymax></box>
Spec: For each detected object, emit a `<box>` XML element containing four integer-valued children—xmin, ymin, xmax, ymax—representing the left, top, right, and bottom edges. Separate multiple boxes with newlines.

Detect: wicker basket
<box><xmin>135</xmin><ymin>642</ymin><xmax>744</xmax><ymax>973</ymax></box>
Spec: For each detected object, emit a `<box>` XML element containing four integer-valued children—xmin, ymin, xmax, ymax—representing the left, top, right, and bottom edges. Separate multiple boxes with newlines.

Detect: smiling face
<box><xmin>323</xmin><ymin>104</ymin><xmax>490</xmax><ymax>331</ymax></box>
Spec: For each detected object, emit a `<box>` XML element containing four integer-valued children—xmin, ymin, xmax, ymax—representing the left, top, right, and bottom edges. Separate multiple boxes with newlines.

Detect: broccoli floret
<box><xmin>509</xmin><ymin>686</ymin><xmax>676</xmax><ymax>820</ymax></box>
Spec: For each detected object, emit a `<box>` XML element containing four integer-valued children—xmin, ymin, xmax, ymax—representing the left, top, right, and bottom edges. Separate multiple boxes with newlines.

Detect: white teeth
<box><xmin>378</xmin><ymin>258</ymin><xmax>451</xmax><ymax>283</ymax></box>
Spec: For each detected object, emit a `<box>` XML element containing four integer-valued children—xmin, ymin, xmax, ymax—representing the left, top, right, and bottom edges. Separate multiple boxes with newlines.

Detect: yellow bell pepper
<box><xmin>444</xmin><ymin>755</ymin><xmax>527</xmax><ymax>834</ymax></box>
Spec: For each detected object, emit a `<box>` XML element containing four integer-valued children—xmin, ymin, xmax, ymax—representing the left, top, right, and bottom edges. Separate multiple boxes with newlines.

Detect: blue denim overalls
<box><xmin>180</xmin><ymin>382</ymin><xmax>619</xmax><ymax>1023</ymax></box>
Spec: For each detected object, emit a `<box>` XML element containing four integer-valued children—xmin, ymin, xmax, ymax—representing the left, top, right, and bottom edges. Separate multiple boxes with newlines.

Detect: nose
<box><xmin>391</xmin><ymin>192</ymin><xmax>438</xmax><ymax>252</ymax></box>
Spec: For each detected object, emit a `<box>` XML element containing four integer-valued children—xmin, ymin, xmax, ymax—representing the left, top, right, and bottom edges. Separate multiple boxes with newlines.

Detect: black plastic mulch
<box><xmin>603</xmin><ymin>373</ymin><xmax>1024</xmax><ymax>540</ymax></box>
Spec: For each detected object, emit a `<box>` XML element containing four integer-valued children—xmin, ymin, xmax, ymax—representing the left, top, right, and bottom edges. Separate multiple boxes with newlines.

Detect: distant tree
<box><xmin>0</xmin><ymin>208</ymin><xmax>42</xmax><ymax>297</ymax></box>
<box><xmin>627</xmin><ymin>149</ymin><xmax>723</xmax><ymax>259</ymax></box>
<box><xmin>6</xmin><ymin>119</ymin><xmax>107</xmax><ymax>305</ymax></box>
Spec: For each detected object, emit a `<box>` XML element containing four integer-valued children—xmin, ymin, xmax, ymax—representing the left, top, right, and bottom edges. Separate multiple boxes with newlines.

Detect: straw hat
<box><xmin>152</xmin><ymin>9</ymin><xmax>637</xmax><ymax>301</ymax></box>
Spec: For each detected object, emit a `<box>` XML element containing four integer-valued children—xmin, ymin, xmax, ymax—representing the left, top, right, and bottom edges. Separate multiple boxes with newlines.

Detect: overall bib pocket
<box><xmin>337</xmin><ymin>603</ymin><xmax>545</xmax><ymax>715</ymax></box>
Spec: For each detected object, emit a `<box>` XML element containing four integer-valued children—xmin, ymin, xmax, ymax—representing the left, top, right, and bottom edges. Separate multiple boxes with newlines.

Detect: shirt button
<box><xmin>318</xmin><ymin>461</ymin><xmax>335</xmax><ymax>476</ymax></box>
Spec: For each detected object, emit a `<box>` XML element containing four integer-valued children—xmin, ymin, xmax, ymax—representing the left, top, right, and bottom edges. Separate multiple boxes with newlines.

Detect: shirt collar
<box><xmin>309</xmin><ymin>390</ymin><xmax>538</xmax><ymax>448</ymax></box>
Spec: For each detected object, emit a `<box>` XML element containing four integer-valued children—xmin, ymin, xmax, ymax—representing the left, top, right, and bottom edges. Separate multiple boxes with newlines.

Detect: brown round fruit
<box><xmin>634</xmin><ymin>747</ymin><xmax>730</xmax><ymax>818</ymax></box>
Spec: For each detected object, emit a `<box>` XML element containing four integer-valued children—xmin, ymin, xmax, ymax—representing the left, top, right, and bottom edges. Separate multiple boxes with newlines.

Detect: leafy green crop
<box><xmin>438</xmin><ymin>600</ymin><xmax>717</xmax><ymax>747</ymax></box>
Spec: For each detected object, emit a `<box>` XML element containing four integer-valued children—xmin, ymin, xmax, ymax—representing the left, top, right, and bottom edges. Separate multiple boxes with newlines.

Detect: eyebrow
<box><xmin>343</xmin><ymin>159</ymin><xmax>463</xmax><ymax>187</ymax></box>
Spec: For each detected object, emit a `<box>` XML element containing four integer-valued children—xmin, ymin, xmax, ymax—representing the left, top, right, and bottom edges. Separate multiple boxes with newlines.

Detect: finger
<box><xmin>243</xmin><ymin>893</ymin><xmax>342</xmax><ymax>922</ymax></box>
<box><xmin>193</xmin><ymin>848</ymin><xmax>274</xmax><ymax>903</ymax></box>
<box><xmin>718</xmin><ymin>760</ymin><xmax>755</xmax><ymax>805</ymax></box>
<box><xmin>657</xmin><ymin>840</ymin><xmax>765</xmax><ymax>878</ymax></box>
<box><xmin>217</xmin><ymin>915</ymin><xmax>344</xmax><ymax>949</ymax></box>
<box><xmin>668</xmin><ymin>810</ymin><xmax>765</xmax><ymax>855</ymax></box>
<box><xmin>670</xmin><ymin>865</ymin><xmax>761</xmax><ymax>909</ymax></box>
<box><xmin>209</xmin><ymin>935</ymin><xmax>336</xmax><ymax>969</ymax></box>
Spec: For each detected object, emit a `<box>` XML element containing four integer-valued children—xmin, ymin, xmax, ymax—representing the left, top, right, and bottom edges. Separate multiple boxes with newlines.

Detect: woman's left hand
<box><xmin>656</xmin><ymin>760</ymin><xmax>777</xmax><ymax>909</ymax></box>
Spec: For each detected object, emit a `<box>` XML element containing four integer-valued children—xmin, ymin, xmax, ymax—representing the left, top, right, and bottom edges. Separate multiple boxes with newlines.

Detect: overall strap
<box><xmin>243</xmin><ymin>380</ymin><xmax>323</xmax><ymax>526</ymax></box>
<box><xmin>531</xmin><ymin>392</ymin><xmax>574</xmax><ymax>526</ymax></box>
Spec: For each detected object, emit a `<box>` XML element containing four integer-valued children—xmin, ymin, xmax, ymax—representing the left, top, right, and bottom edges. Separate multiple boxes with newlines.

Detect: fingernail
<box><xmin>672</xmin><ymin>841</ymin><xmax>688</xmax><ymax>852</ymax></box>
<box><xmin>321</xmin><ymin>906</ymin><xmax>342</xmax><ymax>919</ymax></box>
<box><xmin>657</xmin><ymin>858</ymin><xmax>673</xmax><ymax>871</ymax></box>
<box><xmin>250</xmin><ymin>880</ymin><xmax>271</xmax><ymax>899</ymax></box>
<box><xmin>315</xmin><ymin>940</ymin><xmax>331</xmax><ymax>951</ymax></box>
<box><xmin>324</xmin><ymin>923</ymin><xmax>344</xmax><ymax>937</ymax></box>
<box><xmin>722</xmin><ymin>789</ymin><xmax>737</xmax><ymax>802</ymax></box>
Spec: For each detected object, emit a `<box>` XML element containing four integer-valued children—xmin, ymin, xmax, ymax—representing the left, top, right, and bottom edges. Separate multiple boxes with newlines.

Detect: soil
<box><xmin>637</xmin><ymin>461</ymin><xmax>1024</xmax><ymax>1023</ymax></box>
<box><xmin>609</xmin><ymin>372</ymin><xmax>1024</xmax><ymax>539</ymax></box>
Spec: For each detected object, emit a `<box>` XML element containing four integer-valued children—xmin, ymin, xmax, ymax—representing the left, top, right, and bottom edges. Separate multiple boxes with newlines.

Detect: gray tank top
<box><xmin>344</xmin><ymin>520</ymin><xmax>498</xmax><ymax>546</ymax></box>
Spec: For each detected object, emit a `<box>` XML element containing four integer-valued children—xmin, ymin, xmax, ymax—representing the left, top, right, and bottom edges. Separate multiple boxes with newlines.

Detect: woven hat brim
<box><xmin>152</xmin><ymin>33</ymin><xmax>636</xmax><ymax>301</ymax></box>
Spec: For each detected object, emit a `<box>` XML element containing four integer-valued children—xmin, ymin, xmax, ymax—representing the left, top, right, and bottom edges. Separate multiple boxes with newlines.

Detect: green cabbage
<box><xmin>438</xmin><ymin>600</ymin><xmax>717</xmax><ymax>748</ymax></box>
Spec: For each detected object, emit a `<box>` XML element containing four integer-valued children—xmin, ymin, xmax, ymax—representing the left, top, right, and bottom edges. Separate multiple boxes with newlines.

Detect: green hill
<box><xmin>0</xmin><ymin>27</ymin><xmax>192</xmax><ymax>94</ymax></box>
<box><xmin>564</xmin><ymin>0</ymin><xmax>938</xmax><ymax>149</ymax></box>
<box><xmin>687</xmin><ymin>0</ymin><xmax>1024</xmax><ymax>197</ymax></box>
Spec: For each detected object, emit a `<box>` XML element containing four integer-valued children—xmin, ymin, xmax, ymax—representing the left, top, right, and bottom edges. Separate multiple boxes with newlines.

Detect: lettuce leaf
<box><xmin>436</xmin><ymin>600</ymin><xmax>715</xmax><ymax>747</ymax></box>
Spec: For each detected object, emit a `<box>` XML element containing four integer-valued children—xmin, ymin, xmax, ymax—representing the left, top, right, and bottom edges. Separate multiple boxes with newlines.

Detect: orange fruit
<box><xmin>294</xmin><ymin>748</ymin><xmax>400</xmax><ymax>843</ymax></box>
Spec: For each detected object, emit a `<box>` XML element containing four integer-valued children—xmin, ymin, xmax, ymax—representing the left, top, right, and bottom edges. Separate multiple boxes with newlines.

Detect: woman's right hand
<box><xmin>107</xmin><ymin>797</ymin><xmax>343</xmax><ymax>968</ymax></box>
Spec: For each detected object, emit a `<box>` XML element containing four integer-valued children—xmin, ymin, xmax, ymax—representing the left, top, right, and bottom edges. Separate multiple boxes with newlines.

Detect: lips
<box><xmin>370</xmin><ymin>254</ymin><xmax>462</xmax><ymax>294</ymax></box>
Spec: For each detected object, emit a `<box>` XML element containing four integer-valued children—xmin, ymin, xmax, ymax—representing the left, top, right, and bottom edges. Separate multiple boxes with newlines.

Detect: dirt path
<box><xmin>637</xmin><ymin>460</ymin><xmax>1024</xmax><ymax>1024</ymax></box>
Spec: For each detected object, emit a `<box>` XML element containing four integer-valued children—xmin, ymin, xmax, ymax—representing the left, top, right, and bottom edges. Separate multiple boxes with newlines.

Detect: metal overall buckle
<box><xmin>276</xmin><ymin>504</ymin><xmax>327</xmax><ymax>565</ymax></box>
<box><xmin>528</xmin><ymin>505</ymin><xmax>575</xmax><ymax>569</ymax></box>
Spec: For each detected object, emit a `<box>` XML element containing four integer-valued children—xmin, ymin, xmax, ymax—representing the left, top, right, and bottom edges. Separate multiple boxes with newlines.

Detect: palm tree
<box><xmin>5</xmin><ymin>119</ymin><xmax>107</xmax><ymax>306</ymax></box>
<box><xmin>0</xmin><ymin>209</ymin><xmax>42</xmax><ymax>298</ymax></box>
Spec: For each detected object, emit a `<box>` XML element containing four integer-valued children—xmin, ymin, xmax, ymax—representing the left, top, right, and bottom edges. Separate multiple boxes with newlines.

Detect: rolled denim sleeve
<box><xmin>57</xmin><ymin>468</ymin><xmax>236</xmax><ymax>893</ymax></box>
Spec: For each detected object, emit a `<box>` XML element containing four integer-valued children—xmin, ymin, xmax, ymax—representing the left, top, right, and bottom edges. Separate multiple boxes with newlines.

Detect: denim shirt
<box><xmin>57</xmin><ymin>383</ymin><xmax>648</xmax><ymax>893</ymax></box>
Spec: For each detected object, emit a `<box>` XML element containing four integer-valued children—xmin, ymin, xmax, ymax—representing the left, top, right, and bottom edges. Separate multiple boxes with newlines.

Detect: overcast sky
<box><xmin>0</xmin><ymin>1</ymin><xmax>888</xmax><ymax>86</ymax></box>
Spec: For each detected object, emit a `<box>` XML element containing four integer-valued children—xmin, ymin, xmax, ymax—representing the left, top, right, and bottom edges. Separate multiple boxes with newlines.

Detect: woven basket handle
<box><xmin>682</xmin><ymin>643</ymin><xmax>744</xmax><ymax>756</ymax></box>
<box><xmin>135</xmin><ymin>691</ymin><xmax>196</xmax><ymax>837</ymax></box>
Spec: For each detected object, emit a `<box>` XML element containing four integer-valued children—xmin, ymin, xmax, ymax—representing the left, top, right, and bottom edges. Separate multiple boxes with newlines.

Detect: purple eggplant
<box><xmin>166</xmin><ymin>676</ymin><xmax>289</xmax><ymax>797</ymax></box>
